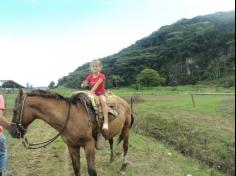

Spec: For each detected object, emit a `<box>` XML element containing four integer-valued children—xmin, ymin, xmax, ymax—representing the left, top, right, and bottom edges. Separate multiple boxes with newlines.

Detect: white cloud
<box><xmin>0</xmin><ymin>30</ymin><xmax>138</xmax><ymax>87</ymax></box>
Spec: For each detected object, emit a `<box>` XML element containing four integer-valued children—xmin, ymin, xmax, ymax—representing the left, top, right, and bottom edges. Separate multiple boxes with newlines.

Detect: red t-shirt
<box><xmin>86</xmin><ymin>73</ymin><xmax>106</xmax><ymax>95</ymax></box>
<box><xmin>0</xmin><ymin>95</ymin><xmax>5</xmax><ymax>135</ymax></box>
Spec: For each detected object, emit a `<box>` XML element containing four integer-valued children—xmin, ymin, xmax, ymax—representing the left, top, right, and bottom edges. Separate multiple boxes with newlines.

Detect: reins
<box><xmin>18</xmin><ymin>95</ymin><xmax>71</xmax><ymax>149</ymax></box>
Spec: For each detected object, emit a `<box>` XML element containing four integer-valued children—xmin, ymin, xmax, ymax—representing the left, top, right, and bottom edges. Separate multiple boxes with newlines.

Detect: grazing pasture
<box><xmin>1</xmin><ymin>85</ymin><xmax>234</xmax><ymax>176</ymax></box>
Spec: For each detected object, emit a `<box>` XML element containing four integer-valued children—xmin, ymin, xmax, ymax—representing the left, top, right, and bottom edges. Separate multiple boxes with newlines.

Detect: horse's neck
<box><xmin>29</xmin><ymin>97</ymin><xmax>69</xmax><ymax>131</ymax></box>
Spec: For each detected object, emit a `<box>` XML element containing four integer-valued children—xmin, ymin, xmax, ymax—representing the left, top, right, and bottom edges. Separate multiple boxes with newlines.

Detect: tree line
<box><xmin>56</xmin><ymin>11</ymin><xmax>235</xmax><ymax>89</ymax></box>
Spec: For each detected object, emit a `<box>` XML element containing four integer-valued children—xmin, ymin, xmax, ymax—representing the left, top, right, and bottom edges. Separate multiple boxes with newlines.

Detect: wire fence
<box><xmin>190</xmin><ymin>93</ymin><xmax>235</xmax><ymax>107</ymax></box>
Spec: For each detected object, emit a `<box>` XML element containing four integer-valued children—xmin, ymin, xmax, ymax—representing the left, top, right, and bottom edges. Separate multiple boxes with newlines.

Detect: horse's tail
<box><xmin>131</xmin><ymin>113</ymin><xmax>134</xmax><ymax>128</ymax></box>
<box><xmin>117</xmin><ymin>97</ymin><xmax>135</xmax><ymax>145</ymax></box>
<box><xmin>130</xmin><ymin>96</ymin><xmax>135</xmax><ymax>128</ymax></box>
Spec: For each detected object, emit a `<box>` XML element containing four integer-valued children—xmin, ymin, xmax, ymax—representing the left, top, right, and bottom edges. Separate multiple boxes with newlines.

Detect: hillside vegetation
<box><xmin>58</xmin><ymin>11</ymin><xmax>235</xmax><ymax>88</ymax></box>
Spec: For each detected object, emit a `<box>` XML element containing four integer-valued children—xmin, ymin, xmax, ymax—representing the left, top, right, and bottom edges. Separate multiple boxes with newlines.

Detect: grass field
<box><xmin>1</xmin><ymin>85</ymin><xmax>234</xmax><ymax>176</ymax></box>
<box><xmin>133</xmin><ymin>94</ymin><xmax>235</xmax><ymax>174</ymax></box>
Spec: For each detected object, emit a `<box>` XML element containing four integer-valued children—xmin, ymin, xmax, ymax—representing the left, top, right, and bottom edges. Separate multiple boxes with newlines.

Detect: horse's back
<box><xmin>109</xmin><ymin>95</ymin><xmax>132</xmax><ymax>129</ymax></box>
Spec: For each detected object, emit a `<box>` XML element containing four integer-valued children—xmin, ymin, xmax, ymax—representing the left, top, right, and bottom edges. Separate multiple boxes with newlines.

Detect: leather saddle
<box><xmin>72</xmin><ymin>91</ymin><xmax>119</xmax><ymax>121</ymax></box>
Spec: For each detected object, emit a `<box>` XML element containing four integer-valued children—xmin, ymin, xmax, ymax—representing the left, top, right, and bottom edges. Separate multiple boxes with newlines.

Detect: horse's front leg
<box><xmin>68</xmin><ymin>145</ymin><xmax>81</xmax><ymax>176</ymax></box>
<box><xmin>84</xmin><ymin>140</ymin><xmax>97</xmax><ymax>176</ymax></box>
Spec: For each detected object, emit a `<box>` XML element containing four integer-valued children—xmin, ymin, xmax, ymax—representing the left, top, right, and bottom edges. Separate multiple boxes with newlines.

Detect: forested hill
<box><xmin>57</xmin><ymin>11</ymin><xmax>235</xmax><ymax>88</ymax></box>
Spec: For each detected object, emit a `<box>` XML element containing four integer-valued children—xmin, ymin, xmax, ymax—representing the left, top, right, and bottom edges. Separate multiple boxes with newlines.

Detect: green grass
<box><xmin>133</xmin><ymin>94</ymin><xmax>235</xmax><ymax>175</ymax></box>
<box><xmin>102</xmin><ymin>85</ymin><xmax>234</xmax><ymax>175</ymax></box>
<box><xmin>111</xmin><ymin>84</ymin><xmax>235</xmax><ymax>96</ymax></box>
<box><xmin>1</xmin><ymin>85</ymin><xmax>234</xmax><ymax>175</ymax></box>
<box><xmin>4</xmin><ymin>111</ymin><xmax>224</xmax><ymax>176</ymax></box>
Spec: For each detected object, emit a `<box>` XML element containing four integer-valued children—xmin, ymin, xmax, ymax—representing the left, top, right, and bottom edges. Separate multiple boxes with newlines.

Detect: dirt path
<box><xmin>6</xmin><ymin>121</ymin><xmax>72</xmax><ymax>176</ymax></box>
<box><xmin>5</xmin><ymin>120</ymin><xmax>222</xmax><ymax>176</ymax></box>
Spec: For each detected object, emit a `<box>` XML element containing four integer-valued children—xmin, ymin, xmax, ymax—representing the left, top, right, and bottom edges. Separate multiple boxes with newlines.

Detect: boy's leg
<box><xmin>0</xmin><ymin>135</ymin><xmax>7</xmax><ymax>176</ymax></box>
<box><xmin>98</xmin><ymin>95</ymin><xmax>109</xmax><ymax>130</ymax></box>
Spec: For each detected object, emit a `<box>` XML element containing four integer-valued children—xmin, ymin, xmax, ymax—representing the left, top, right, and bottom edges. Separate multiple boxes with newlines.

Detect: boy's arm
<box><xmin>0</xmin><ymin>110</ymin><xmax>11</xmax><ymax>130</ymax></box>
<box><xmin>91</xmin><ymin>79</ymin><xmax>103</xmax><ymax>94</ymax></box>
<box><xmin>81</xmin><ymin>80</ymin><xmax>89</xmax><ymax>88</ymax></box>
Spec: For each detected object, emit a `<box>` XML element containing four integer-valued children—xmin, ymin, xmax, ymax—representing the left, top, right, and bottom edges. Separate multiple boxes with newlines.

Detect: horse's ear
<box><xmin>19</xmin><ymin>88</ymin><xmax>25</xmax><ymax>97</ymax></box>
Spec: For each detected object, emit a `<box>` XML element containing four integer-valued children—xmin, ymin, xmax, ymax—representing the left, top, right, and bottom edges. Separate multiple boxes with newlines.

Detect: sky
<box><xmin>0</xmin><ymin>0</ymin><xmax>235</xmax><ymax>87</ymax></box>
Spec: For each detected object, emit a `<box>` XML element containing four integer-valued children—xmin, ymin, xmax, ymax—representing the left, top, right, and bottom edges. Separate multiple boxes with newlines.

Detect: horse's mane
<box><xmin>27</xmin><ymin>90</ymin><xmax>70</xmax><ymax>102</ymax></box>
<box><xmin>26</xmin><ymin>90</ymin><xmax>88</xmax><ymax>105</ymax></box>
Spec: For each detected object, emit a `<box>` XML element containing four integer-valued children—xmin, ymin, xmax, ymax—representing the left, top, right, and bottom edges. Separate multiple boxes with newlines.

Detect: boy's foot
<box><xmin>102</xmin><ymin>123</ymin><xmax>109</xmax><ymax>130</ymax></box>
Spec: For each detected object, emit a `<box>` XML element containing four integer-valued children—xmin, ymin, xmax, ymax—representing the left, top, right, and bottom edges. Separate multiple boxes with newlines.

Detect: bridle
<box><xmin>13</xmin><ymin>94</ymin><xmax>28</xmax><ymax>138</ymax></box>
<box><xmin>14</xmin><ymin>94</ymin><xmax>71</xmax><ymax>149</ymax></box>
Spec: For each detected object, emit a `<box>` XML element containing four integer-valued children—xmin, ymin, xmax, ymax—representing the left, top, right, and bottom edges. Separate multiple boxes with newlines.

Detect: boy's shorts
<box><xmin>96</xmin><ymin>93</ymin><xmax>105</xmax><ymax>96</ymax></box>
<box><xmin>0</xmin><ymin>134</ymin><xmax>7</xmax><ymax>172</ymax></box>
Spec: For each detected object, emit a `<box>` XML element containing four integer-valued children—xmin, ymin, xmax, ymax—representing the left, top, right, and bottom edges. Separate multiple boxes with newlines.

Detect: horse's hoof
<box><xmin>120</xmin><ymin>171</ymin><xmax>125</xmax><ymax>176</ymax></box>
<box><xmin>120</xmin><ymin>162</ymin><xmax>128</xmax><ymax>175</ymax></box>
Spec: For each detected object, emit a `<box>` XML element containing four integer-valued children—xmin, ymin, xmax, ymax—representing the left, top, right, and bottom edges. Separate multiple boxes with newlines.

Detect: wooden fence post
<box><xmin>190</xmin><ymin>94</ymin><xmax>196</xmax><ymax>108</ymax></box>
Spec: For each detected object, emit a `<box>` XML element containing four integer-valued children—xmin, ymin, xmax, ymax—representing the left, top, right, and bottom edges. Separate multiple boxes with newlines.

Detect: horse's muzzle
<box><xmin>9</xmin><ymin>123</ymin><xmax>26</xmax><ymax>138</ymax></box>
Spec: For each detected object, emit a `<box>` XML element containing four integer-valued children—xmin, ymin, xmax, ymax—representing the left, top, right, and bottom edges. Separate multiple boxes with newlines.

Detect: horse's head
<box><xmin>9</xmin><ymin>88</ymin><xmax>27</xmax><ymax>138</ymax></box>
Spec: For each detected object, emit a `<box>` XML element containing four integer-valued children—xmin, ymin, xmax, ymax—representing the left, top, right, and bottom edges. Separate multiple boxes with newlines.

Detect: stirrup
<box><xmin>96</xmin><ymin>133</ymin><xmax>104</xmax><ymax>150</ymax></box>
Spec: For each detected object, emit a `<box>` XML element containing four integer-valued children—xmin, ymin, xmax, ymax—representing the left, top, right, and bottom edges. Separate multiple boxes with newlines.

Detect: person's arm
<box><xmin>0</xmin><ymin>110</ymin><xmax>11</xmax><ymax>130</ymax></box>
<box><xmin>81</xmin><ymin>80</ymin><xmax>89</xmax><ymax>88</ymax></box>
<box><xmin>81</xmin><ymin>75</ymin><xmax>91</xmax><ymax>88</ymax></box>
<box><xmin>91</xmin><ymin>79</ymin><xmax>103</xmax><ymax>94</ymax></box>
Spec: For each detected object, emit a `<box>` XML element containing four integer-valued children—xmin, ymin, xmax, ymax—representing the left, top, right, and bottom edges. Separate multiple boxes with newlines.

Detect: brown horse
<box><xmin>9</xmin><ymin>88</ymin><xmax>134</xmax><ymax>176</ymax></box>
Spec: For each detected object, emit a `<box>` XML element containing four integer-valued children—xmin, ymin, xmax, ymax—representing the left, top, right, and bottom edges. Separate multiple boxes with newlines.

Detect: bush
<box><xmin>137</xmin><ymin>68</ymin><xmax>166</xmax><ymax>87</ymax></box>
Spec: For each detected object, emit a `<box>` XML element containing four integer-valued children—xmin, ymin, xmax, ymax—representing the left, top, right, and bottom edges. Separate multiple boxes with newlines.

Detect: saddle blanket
<box><xmin>73</xmin><ymin>91</ymin><xmax>119</xmax><ymax>120</ymax></box>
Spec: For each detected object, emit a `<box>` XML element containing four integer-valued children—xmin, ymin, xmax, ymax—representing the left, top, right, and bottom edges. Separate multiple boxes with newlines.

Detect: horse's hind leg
<box><xmin>122</xmin><ymin>134</ymin><xmax>129</xmax><ymax>165</ymax></box>
<box><xmin>68</xmin><ymin>145</ymin><xmax>81</xmax><ymax>176</ymax></box>
<box><xmin>120</xmin><ymin>127</ymin><xmax>130</xmax><ymax>175</ymax></box>
<box><xmin>84</xmin><ymin>141</ymin><xmax>97</xmax><ymax>176</ymax></box>
<box><xmin>109</xmin><ymin>138</ymin><xmax>115</xmax><ymax>163</ymax></box>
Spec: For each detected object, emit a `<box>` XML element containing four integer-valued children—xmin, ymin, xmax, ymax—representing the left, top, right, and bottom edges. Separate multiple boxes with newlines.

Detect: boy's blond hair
<box><xmin>90</xmin><ymin>59</ymin><xmax>102</xmax><ymax>69</ymax></box>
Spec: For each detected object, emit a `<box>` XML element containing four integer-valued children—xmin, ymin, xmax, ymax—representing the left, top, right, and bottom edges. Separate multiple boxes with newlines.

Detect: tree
<box><xmin>48</xmin><ymin>81</ymin><xmax>56</xmax><ymax>89</ymax></box>
<box><xmin>57</xmin><ymin>11</ymin><xmax>235</xmax><ymax>87</ymax></box>
<box><xmin>109</xmin><ymin>75</ymin><xmax>125</xmax><ymax>88</ymax></box>
<box><xmin>137</xmin><ymin>68</ymin><xmax>165</xmax><ymax>87</ymax></box>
